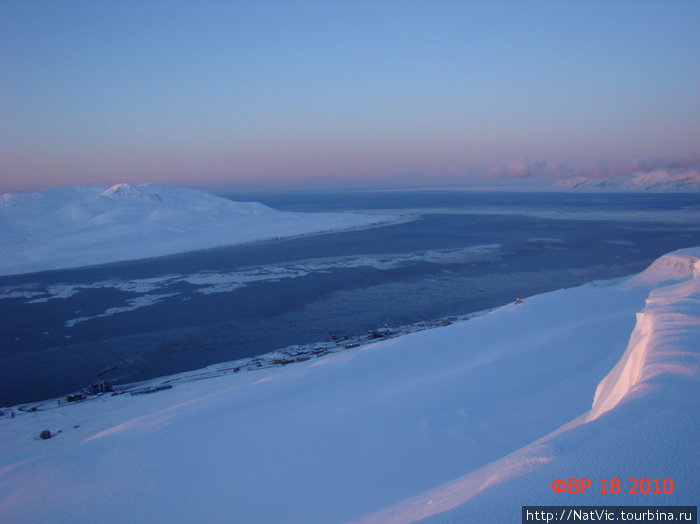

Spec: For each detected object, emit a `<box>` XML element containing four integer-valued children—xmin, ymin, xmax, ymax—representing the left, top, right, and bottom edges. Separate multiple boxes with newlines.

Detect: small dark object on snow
<box><xmin>39</xmin><ymin>430</ymin><xmax>51</xmax><ymax>440</ymax></box>
<box><xmin>130</xmin><ymin>384</ymin><xmax>172</xmax><ymax>396</ymax></box>
<box><xmin>66</xmin><ymin>393</ymin><xmax>85</xmax><ymax>402</ymax></box>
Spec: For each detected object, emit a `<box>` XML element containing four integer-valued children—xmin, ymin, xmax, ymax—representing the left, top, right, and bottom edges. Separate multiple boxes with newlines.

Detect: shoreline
<box><xmin>1</xmin><ymin>302</ymin><xmax>495</xmax><ymax>412</ymax></box>
<box><xmin>2</xmin><ymin>249</ymin><xmax>697</xmax><ymax>524</ymax></box>
<box><xmin>0</xmin><ymin>212</ymin><xmax>413</xmax><ymax>279</ymax></box>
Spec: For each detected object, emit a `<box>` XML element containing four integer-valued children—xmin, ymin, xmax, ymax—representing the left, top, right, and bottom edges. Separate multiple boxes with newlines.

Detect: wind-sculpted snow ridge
<box><xmin>618</xmin><ymin>248</ymin><xmax>699</xmax><ymax>288</ymax></box>
<box><xmin>587</xmin><ymin>252</ymin><xmax>700</xmax><ymax>421</ymax></box>
<box><xmin>0</xmin><ymin>249</ymin><xmax>698</xmax><ymax>524</ymax></box>
<box><xmin>359</xmin><ymin>249</ymin><xmax>700</xmax><ymax>523</ymax></box>
<box><xmin>0</xmin><ymin>183</ymin><xmax>401</xmax><ymax>276</ymax></box>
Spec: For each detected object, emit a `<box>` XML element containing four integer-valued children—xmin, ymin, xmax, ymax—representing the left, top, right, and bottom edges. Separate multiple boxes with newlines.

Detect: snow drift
<box><xmin>0</xmin><ymin>183</ymin><xmax>399</xmax><ymax>276</ymax></box>
<box><xmin>0</xmin><ymin>249</ymin><xmax>698</xmax><ymax>523</ymax></box>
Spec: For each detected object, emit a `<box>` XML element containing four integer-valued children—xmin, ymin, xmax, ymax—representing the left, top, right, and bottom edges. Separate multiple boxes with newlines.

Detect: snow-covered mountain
<box><xmin>557</xmin><ymin>169</ymin><xmax>700</xmax><ymax>192</ymax></box>
<box><xmin>1</xmin><ymin>248</ymin><xmax>698</xmax><ymax>523</ymax></box>
<box><xmin>0</xmin><ymin>183</ymin><xmax>398</xmax><ymax>276</ymax></box>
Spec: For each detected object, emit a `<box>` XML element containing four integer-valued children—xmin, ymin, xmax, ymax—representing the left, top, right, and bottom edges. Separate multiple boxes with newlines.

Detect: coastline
<box><xmin>0</xmin><ymin>213</ymin><xmax>409</xmax><ymax>278</ymax></box>
<box><xmin>2</xmin><ymin>303</ymin><xmax>492</xmax><ymax>411</ymax></box>
<box><xmin>1</xmin><ymin>249</ymin><xmax>698</xmax><ymax>524</ymax></box>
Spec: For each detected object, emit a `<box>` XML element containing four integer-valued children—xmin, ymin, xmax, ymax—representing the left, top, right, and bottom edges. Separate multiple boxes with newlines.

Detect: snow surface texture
<box><xmin>0</xmin><ymin>183</ymin><xmax>400</xmax><ymax>276</ymax></box>
<box><xmin>1</xmin><ymin>249</ymin><xmax>698</xmax><ymax>523</ymax></box>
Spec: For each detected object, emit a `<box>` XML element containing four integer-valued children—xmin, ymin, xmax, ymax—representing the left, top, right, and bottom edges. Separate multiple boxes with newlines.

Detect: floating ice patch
<box><xmin>98</xmin><ymin>275</ymin><xmax>182</xmax><ymax>294</ymax></box>
<box><xmin>183</xmin><ymin>267</ymin><xmax>306</xmax><ymax>294</ymax></box>
<box><xmin>26</xmin><ymin>283</ymin><xmax>81</xmax><ymax>303</ymax></box>
<box><xmin>65</xmin><ymin>293</ymin><xmax>180</xmax><ymax>328</ymax></box>
<box><xmin>186</xmin><ymin>244</ymin><xmax>502</xmax><ymax>294</ymax></box>
<box><xmin>5</xmin><ymin>245</ymin><xmax>503</xmax><ymax>320</ymax></box>
<box><xmin>0</xmin><ymin>283</ymin><xmax>45</xmax><ymax>300</ymax></box>
<box><xmin>15</xmin><ymin>275</ymin><xmax>182</xmax><ymax>304</ymax></box>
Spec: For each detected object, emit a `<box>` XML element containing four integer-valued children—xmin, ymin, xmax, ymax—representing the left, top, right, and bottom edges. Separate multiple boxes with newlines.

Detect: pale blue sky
<box><xmin>1</xmin><ymin>1</ymin><xmax>699</xmax><ymax>191</ymax></box>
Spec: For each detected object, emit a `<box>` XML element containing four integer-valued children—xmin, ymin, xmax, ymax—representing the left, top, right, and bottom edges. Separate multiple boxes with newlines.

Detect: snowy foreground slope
<box><xmin>1</xmin><ymin>249</ymin><xmax>698</xmax><ymax>523</ymax></box>
<box><xmin>0</xmin><ymin>183</ymin><xmax>398</xmax><ymax>276</ymax></box>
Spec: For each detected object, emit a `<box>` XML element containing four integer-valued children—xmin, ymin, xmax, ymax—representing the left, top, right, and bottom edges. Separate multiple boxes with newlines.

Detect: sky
<box><xmin>1</xmin><ymin>0</ymin><xmax>699</xmax><ymax>192</ymax></box>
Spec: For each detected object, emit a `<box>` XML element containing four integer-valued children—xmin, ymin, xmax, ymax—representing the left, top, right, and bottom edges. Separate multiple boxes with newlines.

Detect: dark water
<box><xmin>1</xmin><ymin>191</ymin><xmax>699</xmax><ymax>406</ymax></box>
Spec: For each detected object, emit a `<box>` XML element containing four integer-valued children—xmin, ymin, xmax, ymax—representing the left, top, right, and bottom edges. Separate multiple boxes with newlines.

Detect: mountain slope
<box><xmin>0</xmin><ymin>183</ymin><xmax>398</xmax><ymax>276</ymax></box>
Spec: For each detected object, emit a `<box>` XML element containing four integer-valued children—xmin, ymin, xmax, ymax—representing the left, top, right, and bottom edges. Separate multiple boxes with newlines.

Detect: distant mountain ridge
<box><xmin>557</xmin><ymin>169</ymin><xmax>700</xmax><ymax>192</ymax></box>
<box><xmin>101</xmin><ymin>183</ymin><xmax>164</xmax><ymax>202</ymax></box>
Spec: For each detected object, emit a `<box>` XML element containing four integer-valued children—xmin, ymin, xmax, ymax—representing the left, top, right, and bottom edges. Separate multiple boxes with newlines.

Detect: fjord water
<box><xmin>1</xmin><ymin>191</ymin><xmax>699</xmax><ymax>406</ymax></box>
